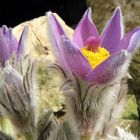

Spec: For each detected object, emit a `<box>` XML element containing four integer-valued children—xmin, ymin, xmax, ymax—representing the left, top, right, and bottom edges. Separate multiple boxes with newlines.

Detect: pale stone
<box><xmin>13</xmin><ymin>14</ymin><xmax>73</xmax><ymax>58</ymax></box>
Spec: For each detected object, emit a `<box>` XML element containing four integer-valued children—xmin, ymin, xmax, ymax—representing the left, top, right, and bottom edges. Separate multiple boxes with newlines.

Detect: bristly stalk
<box><xmin>50</xmin><ymin>62</ymin><xmax>133</xmax><ymax>140</ymax></box>
<box><xmin>49</xmin><ymin>121</ymin><xmax>78</xmax><ymax>140</ymax></box>
<box><xmin>50</xmin><ymin>64</ymin><xmax>119</xmax><ymax>139</ymax></box>
<box><xmin>37</xmin><ymin>110</ymin><xmax>58</xmax><ymax>140</ymax></box>
<box><xmin>56</xmin><ymin>66</ymin><xmax>121</xmax><ymax>139</ymax></box>
<box><xmin>99</xmin><ymin>74</ymin><xmax>130</xmax><ymax>138</ymax></box>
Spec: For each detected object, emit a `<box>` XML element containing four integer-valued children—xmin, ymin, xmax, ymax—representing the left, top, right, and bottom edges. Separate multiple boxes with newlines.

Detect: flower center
<box><xmin>81</xmin><ymin>36</ymin><xmax>110</xmax><ymax>69</ymax></box>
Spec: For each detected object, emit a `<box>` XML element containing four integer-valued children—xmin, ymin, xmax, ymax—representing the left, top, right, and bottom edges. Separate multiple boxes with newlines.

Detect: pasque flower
<box><xmin>47</xmin><ymin>7</ymin><xmax>140</xmax><ymax>139</ymax></box>
<box><xmin>48</xmin><ymin>7</ymin><xmax>140</xmax><ymax>84</ymax></box>
<box><xmin>0</xmin><ymin>25</ymin><xmax>28</xmax><ymax>65</ymax></box>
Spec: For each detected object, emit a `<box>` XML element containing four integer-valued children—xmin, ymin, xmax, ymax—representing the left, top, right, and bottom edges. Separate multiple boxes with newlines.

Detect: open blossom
<box><xmin>47</xmin><ymin>7</ymin><xmax>140</xmax><ymax>84</ymax></box>
<box><xmin>0</xmin><ymin>25</ymin><xmax>28</xmax><ymax>65</ymax></box>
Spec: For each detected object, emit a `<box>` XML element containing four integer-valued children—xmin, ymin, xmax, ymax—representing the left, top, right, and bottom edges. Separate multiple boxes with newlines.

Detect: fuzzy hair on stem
<box><xmin>0</xmin><ymin>57</ymin><xmax>36</xmax><ymax>139</ymax></box>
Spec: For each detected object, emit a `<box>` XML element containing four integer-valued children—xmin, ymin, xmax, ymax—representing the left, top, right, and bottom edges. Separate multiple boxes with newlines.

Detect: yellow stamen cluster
<box><xmin>81</xmin><ymin>47</ymin><xmax>110</xmax><ymax>69</ymax></box>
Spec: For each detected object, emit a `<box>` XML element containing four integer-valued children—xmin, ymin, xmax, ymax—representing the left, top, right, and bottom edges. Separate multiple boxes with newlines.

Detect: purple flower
<box><xmin>0</xmin><ymin>25</ymin><xmax>28</xmax><ymax>65</ymax></box>
<box><xmin>48</xmin><ymin>7</ymin><xmax>140</xmax><ymax>84</ymax></box>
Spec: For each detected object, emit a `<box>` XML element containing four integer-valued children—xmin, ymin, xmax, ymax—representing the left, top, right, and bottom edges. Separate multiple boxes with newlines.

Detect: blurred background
<box><xmin>0</xmin><ymin>0</ymin><xmax>87</xmax><ymax>27</ymax></box>
<box><xmin>1</xmin><ymin>0</ymin><xmax>140</xmax><ymax>32</ymax></box>
<box><xmin>0</xmin><ymin>0</ymin><xmax>140</xmax><ymax>136</ymax></box>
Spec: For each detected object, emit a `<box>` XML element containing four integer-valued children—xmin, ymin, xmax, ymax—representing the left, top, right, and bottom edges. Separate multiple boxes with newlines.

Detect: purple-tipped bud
<box><xmin>0</xmin><ymin>58</ymin><xmax>35</xmax><ymax>138</ymax></box>
<box><xmin>0</xmin><ymin>25</ymin><xmax>28</xmax><ymax>66</ymax></box>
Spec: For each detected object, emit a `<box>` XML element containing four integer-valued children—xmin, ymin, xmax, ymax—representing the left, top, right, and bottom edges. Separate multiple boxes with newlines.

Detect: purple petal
<box><xmin>61</xmin><ymin>36</ymin><xmax>92</xmax><ymax>79</ymax></box>
<box><xmin>47</xmin><ymin>12</ymin><xmax>70</xmax><ymax>70</ymax></box>
<box><xmin>0</xmin><ymin>30</ymin><xmax>10</xmax><ymax>61</ymax></box>
<box><xmin>17</xmin><ymin>26</ymin><xmax>29</xmax><ymax>55</ymax></box>
<box><xmin>2</xmin><ymin>25</ymin><xmax>9</xmax><ymax>35</ymax></box>
<box><xmin>2</xmin><ymin>27</ymin><xmax>18</xmax><ymax>55</ymax></box>
<box><xmin>119</xmin><ymin>27</ymin><xmax>140</xmax><ymax>52</ymax></box>
<box><xmin>86</xmin><ymin>51</ymin><xmax>128</xmax><ymax>84</ymax></box>
<box><xmin>101</xmin><ymin>7</ymin><xmax>123</xmax><ymax>53</ymax></box>
<box><xmin>73</xmin><ymin>7</ymin><xmax>99</xmax><ymax>48</ymax></box>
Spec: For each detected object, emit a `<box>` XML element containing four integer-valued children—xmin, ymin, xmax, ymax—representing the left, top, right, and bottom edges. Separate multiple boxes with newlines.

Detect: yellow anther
<box><xmin>81</xmin><ymin>46</ymin><xmax>110</xmax><ymax>69</ymax></box>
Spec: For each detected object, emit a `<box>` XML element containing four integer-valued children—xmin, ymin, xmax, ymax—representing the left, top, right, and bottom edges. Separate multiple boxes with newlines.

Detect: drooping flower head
<box><xmin>47</xmin><ymin>7</ymin><xmax>140</xmax><ymax>84</ymax></box>
<box><xmin>0</xmin><ymin>25</ymin><xmax>28</xmax><ymax>66</ymax></box>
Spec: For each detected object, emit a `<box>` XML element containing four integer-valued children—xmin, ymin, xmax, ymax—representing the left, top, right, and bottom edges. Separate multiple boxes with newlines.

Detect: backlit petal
<box><xmin>0</xmin><ymin>30</ymin><xmax>10</xmax><ymax>61</ymax></box>
<box><xmin>119</xmin><ymin>27</ymin><xmax>140</xmax><ymax>52</ymax></box>
<box><xmin>17</xmin><ymin>26</ymin><xmax>29</xmax><ymax>55</ymax></box>
<box><xmin>2</xmin><ymin>25</ymin><xmax>9</xmax><ymax>35</ymax></box>
<box><xmin>101</xmin><ymin>7</ymin><xmax>123</xmax><ymax>53</ymax></box>
<box><xmin>3</xmin><ymin>28</ymin><xmax>18</xmax><ymax>54</ymax></box>
<box><xmin>73</xmin><ymin>7</ymin><xmax>99</xmax><ymax>48</ymax></box>
<box><xmin>61</xmin><ymin>36</ymin><xmax>92</xmax><ymax>78</ymax></box>
<box><xmin>47</xmin><ymin>12</ymin><xmax>69</xmax><ymax>70</ymax></box>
